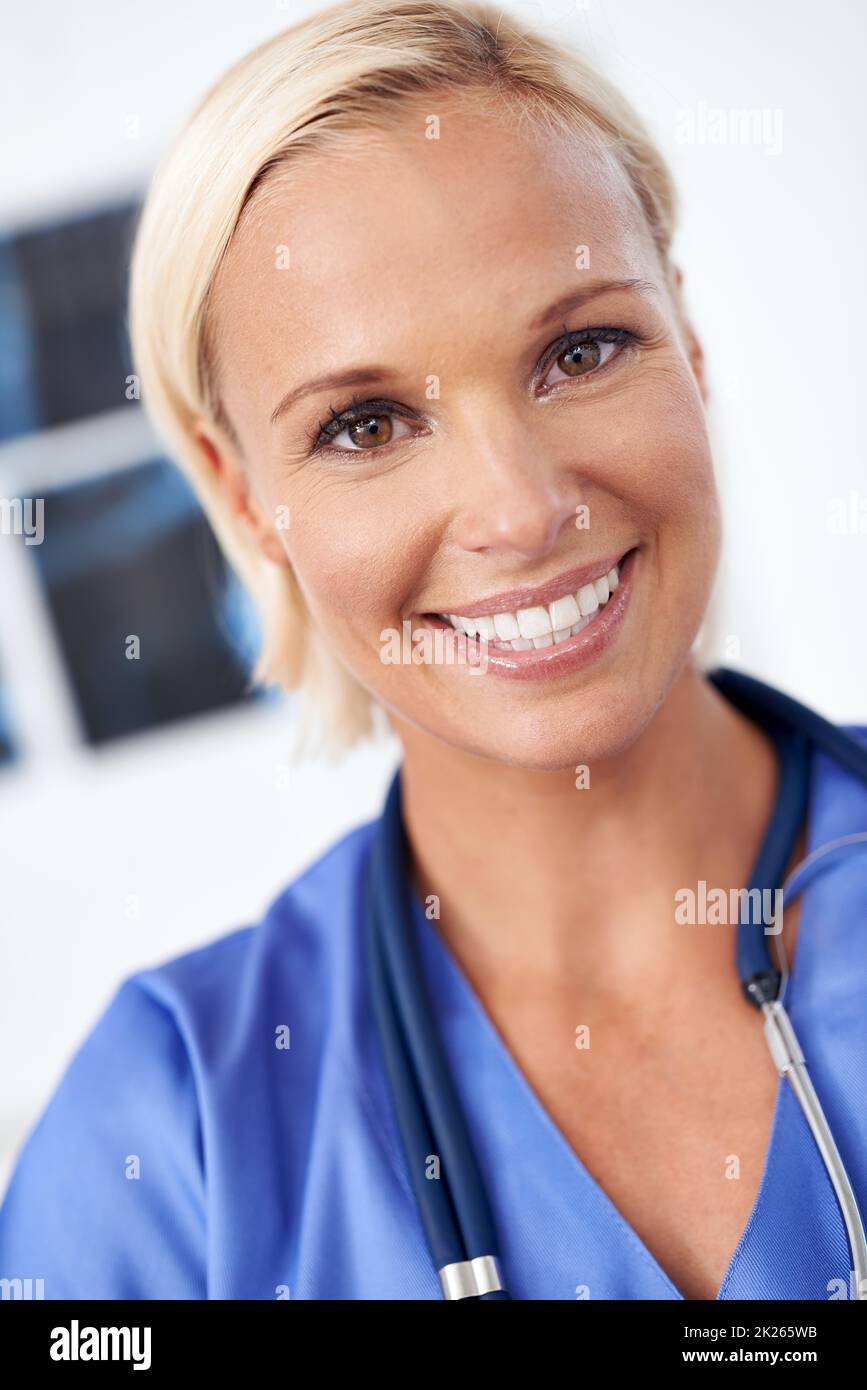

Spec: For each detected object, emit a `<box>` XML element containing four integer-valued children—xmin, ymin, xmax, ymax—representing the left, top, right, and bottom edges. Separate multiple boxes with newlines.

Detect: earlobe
<box><xmin>192</xmin><ymin>419</ymin><xmax>290</xmax><ymax>568</ymax></box>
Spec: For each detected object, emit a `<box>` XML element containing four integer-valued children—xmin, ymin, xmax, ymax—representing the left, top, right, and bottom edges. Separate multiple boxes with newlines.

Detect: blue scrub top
<box><xmin>2</xmin><ymin>735</ymin><xmax>867</xmax><ymax>1301</ymax></box>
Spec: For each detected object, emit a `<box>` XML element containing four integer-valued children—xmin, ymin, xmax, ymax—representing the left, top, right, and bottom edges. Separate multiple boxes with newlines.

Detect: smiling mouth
<box><xmin>424</xmin><ymin>549</ymin><xmax>634</xmax><ymax>652</ymax></box>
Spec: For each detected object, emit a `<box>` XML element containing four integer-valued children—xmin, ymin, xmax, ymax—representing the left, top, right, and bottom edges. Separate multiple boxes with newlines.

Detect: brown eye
<box><xmin>347</xmin><ymin>413</ymin><xmax>393</xmax><ymax>448</ymax></box>
<box><xmin>558</xmin><ymin>339</ymin><xmax>602</xmax><ymax>376</ymax></box>
<box><xmin>541</xmin><ymin>333</ymin><xmax>626</xmax><ymax>392</ymax></box>
<box><xmin>313</xmin><ymin>402</ymin><xmax>419</xmax><ymax>456</ymax></box>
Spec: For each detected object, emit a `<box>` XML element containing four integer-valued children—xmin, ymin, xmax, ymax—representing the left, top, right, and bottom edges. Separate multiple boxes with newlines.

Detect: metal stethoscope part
<box><xmin>762</xmin><ymin>832</ymin><xmax>867</xmax><ymax>1301</ymax></box>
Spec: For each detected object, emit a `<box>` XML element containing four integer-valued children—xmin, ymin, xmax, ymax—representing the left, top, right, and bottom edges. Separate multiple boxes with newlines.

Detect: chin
<box><xmin>417</xmin><ymin>667</ymin><xmax>672</xmax><ymax>773</ymax></box>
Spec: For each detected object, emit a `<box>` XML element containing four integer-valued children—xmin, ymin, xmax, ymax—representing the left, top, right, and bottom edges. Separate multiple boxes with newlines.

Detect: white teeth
<box><xmin>443</xmin><ymin>559</ymin><xmax>622</xmax><ymax>649</ymax></box>
<box><xmin>549</xmin><ymin>592</ymin><xmax>580</xmax><ymax>629</ymax></box>
<box><xmin>493</xmin><ymin>611</ymin><xmax>520</xmax><ymax>640</ymax></box>
<box><xmin>516</xmin><ymin>605</ymin><xmax>552</xmax><ymax>639</ymax></box>
<box><xmin>577</xmin><ymin>583</ymin><xmax>600</xmax><ymax>617</ymax></box>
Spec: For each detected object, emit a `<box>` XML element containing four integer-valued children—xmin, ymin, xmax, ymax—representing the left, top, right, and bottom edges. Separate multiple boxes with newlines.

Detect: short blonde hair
<box><xmin>128</xmin><ymin>0</ymin><xmax>678</xmax><ymax>753</ymax></box>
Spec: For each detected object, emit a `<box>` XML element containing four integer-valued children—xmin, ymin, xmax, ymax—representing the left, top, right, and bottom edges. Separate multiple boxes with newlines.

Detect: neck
<box><xmin>392</xmin><ymin>663</ymin><xmax>779</xmax><ymax>1001</ymax></box>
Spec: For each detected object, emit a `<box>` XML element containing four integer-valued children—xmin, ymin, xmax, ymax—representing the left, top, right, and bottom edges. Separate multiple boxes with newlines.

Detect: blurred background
<box><xmin>1</xmin><ymin>0</ymin><xmax>865</xmax><ymax>1191</ymax></box>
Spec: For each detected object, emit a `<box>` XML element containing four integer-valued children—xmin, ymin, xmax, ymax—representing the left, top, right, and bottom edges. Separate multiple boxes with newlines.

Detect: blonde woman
<box><xmin>2</xmin><ymin>0</ymin><xmax>866</xmax><ymax>1303</ymax></box>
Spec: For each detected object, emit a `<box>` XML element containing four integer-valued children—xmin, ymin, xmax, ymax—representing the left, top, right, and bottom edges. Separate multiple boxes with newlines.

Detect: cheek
<box><xmin>281</xmin><ymin>474</ymin><xmax>458</xmax><ymax>718</ymax></box>
<box><xmin>275</xmin><ymin>464</ymin><xmax>438</xmax><ymax>637</ymax></box>
<box><xmin>580</xmin><ymin>367</ymin><xmax>720</xmax><ymax>643</ymax></box>
<box><xmin>601</xmin><ymin>365</ymin><xmax>718</xmax><ymax>539</ymax></box>
<box><xmin>631</xmin><ymin>389</ymin><xmax>721</xmax><ymax>650</ymax></box>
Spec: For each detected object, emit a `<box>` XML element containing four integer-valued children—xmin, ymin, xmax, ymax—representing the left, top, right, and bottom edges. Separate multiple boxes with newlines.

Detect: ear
<box><xmin>670</xmin><ymin>265</ymin><xmax>708</xmax><ymax>406</ymax></box>
<box><xmin>192</xmin><ymin>418</ymin><xmax>289</xmax><ymax>568</ymax></box>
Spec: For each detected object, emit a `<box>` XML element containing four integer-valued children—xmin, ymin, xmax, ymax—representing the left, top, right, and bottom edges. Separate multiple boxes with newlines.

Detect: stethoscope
<box><xmin>363</xmin><ymin>667</ymin><xmax>867</xmax><ymax>1300</ymax></box>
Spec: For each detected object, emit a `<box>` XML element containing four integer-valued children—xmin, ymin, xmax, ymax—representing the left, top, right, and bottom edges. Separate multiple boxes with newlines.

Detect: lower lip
<box><xmin>421</xmin><ymin>548</ymin><xmax>637</xmax><ymax>683</ymax></box>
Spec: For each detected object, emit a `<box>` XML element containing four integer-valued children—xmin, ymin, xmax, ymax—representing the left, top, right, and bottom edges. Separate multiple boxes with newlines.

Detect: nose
<box><xmin>446</xmin><ymin>400</ymin><xmax>581</xmax><ymax>559</ymax></box>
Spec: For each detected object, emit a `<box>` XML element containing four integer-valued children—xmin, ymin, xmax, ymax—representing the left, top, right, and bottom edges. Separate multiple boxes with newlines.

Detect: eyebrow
<box><xmin>526</xmin><ymin>277</ymin><xmax>661</xmax><ymax>333</ymax></box>
<box><xmin>270</xmin><ymin>365</ymin><xmax>395</xmax><ymax>426</ymax></box>
<box><xmin>269</xmin><ymin>277</ymin><xmax>660</xmax><ymax>426</ymax></box>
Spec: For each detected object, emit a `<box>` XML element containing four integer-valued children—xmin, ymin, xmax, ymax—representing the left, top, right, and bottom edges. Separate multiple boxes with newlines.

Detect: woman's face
<box><xmin>201</xmin><ymin>91</ymin><xmax>720</xmax><ymax>770</ymax></box>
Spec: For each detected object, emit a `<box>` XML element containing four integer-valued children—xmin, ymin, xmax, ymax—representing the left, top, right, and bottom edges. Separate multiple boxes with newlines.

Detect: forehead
<box><xmin>209</xmin><ymin>93</ymin><xmax>658</xmax><ymax>421</ymax></box>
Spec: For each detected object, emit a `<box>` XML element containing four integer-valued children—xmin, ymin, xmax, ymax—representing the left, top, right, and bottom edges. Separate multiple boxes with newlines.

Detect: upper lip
<box><xmin>424</xmin><ymin>549</ymin><xmax>632</xmax><ymax>619</ymax></box>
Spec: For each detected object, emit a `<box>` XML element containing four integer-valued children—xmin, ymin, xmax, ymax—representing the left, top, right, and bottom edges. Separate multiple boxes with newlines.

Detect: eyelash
<box><xmin>305</xmin><ymin>323</ymin><xmax>637</xmax><ymax>457</ymax></box>
<box><xmin>305</xmin><ymin>395</ymin><xmax>408</xmax><ymax>456</ymax></box>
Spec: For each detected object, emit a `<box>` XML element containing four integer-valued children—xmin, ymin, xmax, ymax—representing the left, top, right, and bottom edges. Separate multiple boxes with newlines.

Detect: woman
<box><xmin>2</xmin><ymin>0</ymin><xmax>866</xmax><ymax>1302</ymax></box>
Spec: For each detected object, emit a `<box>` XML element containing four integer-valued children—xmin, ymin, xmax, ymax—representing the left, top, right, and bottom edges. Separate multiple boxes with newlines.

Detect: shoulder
<box><xmin>801</xmin><ymin>720</ymin><xmax>867</xmax><ymax>950</ymax></box>
<box><xmin>809</xmin><ymin>721</ymin><xmax>867</xmax><ymax>838</ymax></box>
<box><xmin>130</xmin><ymin>816</ymin><xmax>376</xmax><ymax>1037</ymax></box>
<box><xmin>831</xmin><ymin>721</ymin><xmax>867</xmax><ymax>752</ymax></box>
<box><xmin>0</xmin><ymin>967</ymin><xmax>207</xmax><ymax>1297</ymax></box>
<box><xmin>0</xmin><ymin>818</ymin><xmax>377</xmax><ymax>1297</ymax></box>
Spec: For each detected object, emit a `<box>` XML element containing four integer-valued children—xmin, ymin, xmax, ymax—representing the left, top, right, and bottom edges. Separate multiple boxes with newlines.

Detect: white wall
<box><xmin>0</xmin><ymin>699</ymin><xmax>398</xmax><ymax>1190</ymax></box>
<box><xmin>2</xmin><ymin>0</ymin><xmax>865</xmax><ymax>1190</ymax></box>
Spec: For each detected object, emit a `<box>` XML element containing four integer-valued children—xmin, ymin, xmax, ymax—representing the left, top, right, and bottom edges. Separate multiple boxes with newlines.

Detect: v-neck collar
<box><xmin>406</xmin><ymin>746</ymin><xmax>852</xmax><ymax>1301</ymax></box>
